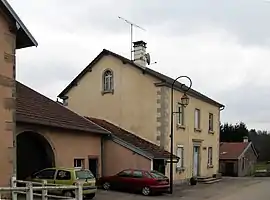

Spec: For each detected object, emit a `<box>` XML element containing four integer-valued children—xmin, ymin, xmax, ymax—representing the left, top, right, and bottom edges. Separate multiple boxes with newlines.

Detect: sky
<box><xmin>8</xmin><ymin>0</ymin><xmax>270</xmax><ymax>131</ymax></box>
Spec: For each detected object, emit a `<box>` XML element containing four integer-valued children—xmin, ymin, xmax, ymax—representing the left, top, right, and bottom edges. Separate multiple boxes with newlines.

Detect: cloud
<box><xmin>9</xmin><ymin>0</ymin><xmax>270</xmax><ymax>130</ymax></box>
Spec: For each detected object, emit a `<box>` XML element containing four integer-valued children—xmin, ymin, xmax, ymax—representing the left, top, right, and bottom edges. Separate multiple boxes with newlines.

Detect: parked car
<box><xmin>26</xmin><ymin>167</ymin><xmax>97</xmax><ymax>199</ymax></box>
<box><xmin>97</xmin><ymin>169</ymin><xmax>169</xmax><ymax>196</ymax></box>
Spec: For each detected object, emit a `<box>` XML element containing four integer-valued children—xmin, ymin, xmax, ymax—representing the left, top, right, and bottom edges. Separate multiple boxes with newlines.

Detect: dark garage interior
<box><xmin>16</xmin><ymin>131</ymin><xmax>55</xmax><ymax>180</ymax></box>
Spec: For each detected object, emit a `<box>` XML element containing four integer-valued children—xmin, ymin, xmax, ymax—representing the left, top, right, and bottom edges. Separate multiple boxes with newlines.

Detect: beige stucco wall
<box><xmin>17</xmin><ymin>124</ymin><xmax>102</xmax><ymax>176</ymax></box>
<box><xmin>0</xmin><ymin>12</ymin><xmax>16</xmax><ymax>186</ymax></box>
<box><xmin>66</xmin><ymin>55</ymin><xmax>160</xmax><ymax>145</ymax></box>
<box><xmin>103</xmin><ymin>140</ymin><xmax>151</xmax><ymax>176</ymax></box>
<box><xmin>64</xmin><ymin>55</ymin><xmax>221</xmax><ymax>181</ymax></box>
<box><xmin>165</xmin><ymin>88</ymin><xmax>220</xmax><ymax>180</ymax></box>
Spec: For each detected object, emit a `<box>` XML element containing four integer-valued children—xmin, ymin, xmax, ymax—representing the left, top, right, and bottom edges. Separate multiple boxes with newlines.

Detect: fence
<box><xmin>0</xmin><ymin>176</ymin><xmax>83</xmax><ymax>200</ymax></box>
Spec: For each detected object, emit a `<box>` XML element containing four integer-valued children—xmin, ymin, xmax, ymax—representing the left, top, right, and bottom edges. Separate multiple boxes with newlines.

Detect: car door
<box><xmin>31</xmin><ymin>169</ymin><xmax>56</xmax><ymax>185</ymax></box>
<box><xmin>130</xmin><ymin>170</ymin><xmax>146</xmax><ymax>192</ymax></box>
<box><xmin>112</xmin><ymin>170</ymin><xmax>132</xmax><ymax>191</ymax></box>
<box><xmin>54</xmin><ymin>169</ymin><xmax>72</xmax><ymax>196</ymax></box>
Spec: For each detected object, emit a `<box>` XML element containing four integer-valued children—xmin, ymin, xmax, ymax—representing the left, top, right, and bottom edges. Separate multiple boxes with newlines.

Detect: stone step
<box><xmin>204</xmin><ymin>178</ymin><xmax>222</xmax><ymax>184</ymax></box>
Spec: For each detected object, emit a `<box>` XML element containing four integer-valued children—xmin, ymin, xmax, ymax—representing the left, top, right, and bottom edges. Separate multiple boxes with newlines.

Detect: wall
<box><xmin>238</xmin><ymin>145</ymin><xmax>257</xmax><ymax>177</ymax></box>
<box><xmin>66</xmin><ymin>55</ymin><xmax>160</xmax><ymax>145</ymax></box>
<box><xmin>16</xmin><ymin>124</ymin><xmax>102</xmax><ymax>176</ymax></box>
<box><xmin>0</xmin><ymin>11</ymin><xmax>16</xmax><ymax>186</ymax></box>
<box><xmin>160</xmin><ymin>86</ymin><xmax>221</xmax><ymax>180</ymax></box>
<box><xmin>103</xmin><ymin>140</ymin><xmax>151</xmax><ymax>176</ymax></box>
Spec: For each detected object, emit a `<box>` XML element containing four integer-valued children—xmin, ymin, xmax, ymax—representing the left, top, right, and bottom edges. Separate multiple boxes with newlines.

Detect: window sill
<box><xmin>101</xmin><ymin>89</ymin><xmax>114</xmax><ymax>95</ymax></box>
<box><xmin>208</xmin><ymin>130</ymin><xmax>215</xmax><ymax>134</ymax></box>
<box><xmin>207</xmin><ymin>165</ymin><xmax>214</xmax><ymax>169</ymax></box>
<box><xmin>177</xmin><ymin>124</ymin><xmax>186</xmax><ymax>130</ymax></box>
<box><xmin>194</xmin><ymin>128</ymin><xmax>202</xmax><ymax>132</ymax></box>
<box><xmin>176</xmin><ymin>167</ymin><xmax>185</xmax><ymax>172</ymax></box>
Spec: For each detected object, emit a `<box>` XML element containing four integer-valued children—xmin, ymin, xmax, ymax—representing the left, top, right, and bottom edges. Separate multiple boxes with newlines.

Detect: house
<box><xmin>87</xmin><ymin>117</ymin><xmax>178</xmax><ymax>176</ymax></box>
<box><xmin>58</xmin><ymin>40</ymin><xmax>225</xmax><ymax>182</ymax></box>
<box><xmin>219</xmin><ymin>137</ymin><xmax>258</xmax><ymax>177</ymax></box>
<box><xmin>14</xmin><ymin>81</ymin><xmax>178</xmax><ymax>186</ymax></box>
<box><xmin>0</xmin><ymin>0</ymin><xmax>37</xmax><ymax>186</ymax></box>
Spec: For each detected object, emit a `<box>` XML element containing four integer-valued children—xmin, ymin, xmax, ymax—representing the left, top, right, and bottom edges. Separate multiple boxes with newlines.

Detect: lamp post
<box><xmin>169</xmin><ymin>76</ymin><xmax>192</xmax><ymax>194</ymax></box>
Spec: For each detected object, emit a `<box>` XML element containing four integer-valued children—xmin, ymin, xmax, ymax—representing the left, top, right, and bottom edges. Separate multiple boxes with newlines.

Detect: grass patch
<box><xmin>255</xmin><ymin>162</ymin><xmax>268</xmax><ymax>170</ymax></box>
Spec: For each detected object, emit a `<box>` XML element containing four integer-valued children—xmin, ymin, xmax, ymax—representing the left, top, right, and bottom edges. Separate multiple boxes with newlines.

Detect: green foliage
<box><xmin>220</xmin><ymin>122</ymin><xmax>249</xmax><ymax>142</ymax></box>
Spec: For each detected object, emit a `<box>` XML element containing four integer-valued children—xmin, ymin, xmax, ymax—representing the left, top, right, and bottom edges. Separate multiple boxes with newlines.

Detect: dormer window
<box><xmin>102</xmin><ymin>69</ymin><xmax>114</xmax><ymax>94</ymax></box>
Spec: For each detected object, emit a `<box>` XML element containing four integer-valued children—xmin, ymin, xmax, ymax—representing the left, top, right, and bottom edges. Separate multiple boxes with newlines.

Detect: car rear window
<box><xmin>75</xmin><ymin>170</ymin><xmax>94</xmax><ymax>179</ymax></box>
<box><xmin>150</xmin><ymin>171</ymin><xmax>166</xmax><ymax>179</ymax></box>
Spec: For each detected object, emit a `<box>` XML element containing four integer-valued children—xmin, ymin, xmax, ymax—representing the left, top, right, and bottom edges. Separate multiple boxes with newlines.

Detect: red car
<box><xmin>97</xmin><ymin>169</ymin><xmax>169</xmax><ymax>196</ymax></box>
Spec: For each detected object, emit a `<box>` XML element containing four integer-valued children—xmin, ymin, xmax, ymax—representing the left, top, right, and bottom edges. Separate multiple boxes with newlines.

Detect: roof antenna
<box><xmin>118</xmin><ymin>16</ymin><xmax>146</xmax><ymax>60</ymax></box>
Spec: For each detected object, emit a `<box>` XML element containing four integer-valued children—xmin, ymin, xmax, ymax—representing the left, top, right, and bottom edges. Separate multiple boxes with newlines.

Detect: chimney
<box><xmin>243</xmin><ymin>136</ymin><xmax>249</xmax><ymax>143</ymax></box>
<box><xmin>133</xmin><ymin>40</ymin><xmax>147</xmax><ymax>67</ymax></box>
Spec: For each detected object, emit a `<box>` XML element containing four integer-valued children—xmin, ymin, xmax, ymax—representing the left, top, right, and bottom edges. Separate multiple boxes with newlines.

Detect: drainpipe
<box><xmin>100</xmin><ymin>135</ymin><xmax>106</xmax><ymax>177</ymax></box>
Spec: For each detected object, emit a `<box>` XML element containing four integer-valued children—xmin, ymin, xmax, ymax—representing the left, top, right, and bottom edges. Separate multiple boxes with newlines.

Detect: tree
<box><xmin>220</xmin><ymin>122</ymin><xmax>249</xmax><ymax>142</ymax></box>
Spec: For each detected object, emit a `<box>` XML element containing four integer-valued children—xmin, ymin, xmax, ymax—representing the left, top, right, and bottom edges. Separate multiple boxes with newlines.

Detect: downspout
<box><xmin>100</xmin><ymin>135</ymin><xmax>105</xmax><ymax>177</ymax></box>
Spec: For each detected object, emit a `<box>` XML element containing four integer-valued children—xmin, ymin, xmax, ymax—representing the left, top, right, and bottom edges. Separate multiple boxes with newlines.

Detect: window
<box><xmin>208</xmin><ymin>147</ymin><xmax>213</xmax><ymax>166</ymax></box>
<box><xmin>75</xmin><ymin>170</ymin><xmax>94</xmax><ymax>180</ymax></box>
<box><xmin>102</xmin><ymin>69</ymin><xmax>114</xmax><ymax>92</ymax></box>
<box><xmin>56</xmin><ymin>170</ymin><xmax>71</xmax><ymax>180</ymax></box>
<box><xmin>194</xmin><ymin>108</ymin><xmax>201</xmax><ymax>129</ymax></box>
<box><xmin>32</xmin><ymin>169</ymin><xmax>56</xmax><ymax>179</ymax></box>
<box><xmin>117</xmin><ymin>170</ymin><xmax>132</xmax><ymax>177</ymax></box>
<box><xmin>209</xmin><ymin>113</ymin><xmax>214</xmax><ymax>132</ymax></box>
<box><xmin>176</xmin><ymin>145</ymin><xmax>184</xmax><ymax>168</ymax></box>
<box><xmin>177</xmin><ymin>103</ymin><xmax>184</xmax><ymax>126</ymax></box>
<box><xmin>133</xmin><ymin>170</ymin><xmax>143</xmax><ymax>178</ymax></box>
<box><xmin>74</xmin><ymin>158</ymin><xmax>85</xmax><ymax>168</ymax></box>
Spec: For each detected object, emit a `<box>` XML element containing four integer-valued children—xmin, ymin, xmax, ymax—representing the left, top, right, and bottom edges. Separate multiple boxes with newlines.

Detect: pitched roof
<box><xmin>16</xmin><ymin>82</ymin><xmax>109</xmax><ymax>134</ymax></box>
<box><xmin>58</xmin><ymin>49</ymin><xmax>224</xmax><ymax>108</ymax></box>
<box><xmin>219</xmin><ymin>142</ymin><xmax>257</xmax><ymax>160</ymax></box>
<box><xmin>1</xmin><ymin>0</ymin><xmax>37</xmax><ymax>48</ymax></box>
<box><xmin>87</xmin><ymin>117</ymin><xmax>178</xmax><ymax>160</ymax></box>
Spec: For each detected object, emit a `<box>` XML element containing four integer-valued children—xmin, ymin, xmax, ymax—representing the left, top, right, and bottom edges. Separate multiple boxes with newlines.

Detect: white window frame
<box><xmin>103</xmin><ymin>69</ymin><xmax>113</xmax><ymax>92</ymax></box>
<box><xmin>177</xmin><ymin>103</ymin><xmax>184</xmax><ymax>126</ymax></box>
<box><xmin>176</xmin><ymin>145</ymin><xmax>184</xmax><ymax>168</ymax></box>
<box><xmin>209</xmin><ymin>113</ymin><xmax>214</xmax><ymax>131</ymax></box>
<box><xmin>208</xmin><ymin>147</ymin><xmax>213</xmax><ymax>166</ymax></box>
<box><xmin>194</xmin><ymin>108</ymin><xmax>201</xmax><ymax>129</ymax></box>
<box><xmin>74</xmin><ymin>158</ymin><xmax>85</xmax><ymax>168</ymax></box>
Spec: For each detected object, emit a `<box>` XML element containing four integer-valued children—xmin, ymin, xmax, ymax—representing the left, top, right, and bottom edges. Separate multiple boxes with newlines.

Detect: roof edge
<box><xmin>155</xmin><ymin>82</ymin><xmax>225</xmax><ymax>108</ymax></box>
<box><xmin>1</xmin><ymin>0</ymin><xmax>38</xmax><ymax>47</ymax></box>
<box><xmin>111</xmin><ymin>135</ymin><xmax>153</xmax><ymax>160</ymax></box>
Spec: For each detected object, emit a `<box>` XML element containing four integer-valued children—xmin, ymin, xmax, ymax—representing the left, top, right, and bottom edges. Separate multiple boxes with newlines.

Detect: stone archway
<box><xmin>16</xmin><ymin>131</ymin><xmax>55</xmax><ymax>180</ymax></box>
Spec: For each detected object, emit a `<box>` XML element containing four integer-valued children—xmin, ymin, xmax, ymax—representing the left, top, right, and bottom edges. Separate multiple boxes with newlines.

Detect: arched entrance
<box><xmin>16</xmin><ymin>131</ymin><xmax>55</xmax><ymax>180</ymax></box>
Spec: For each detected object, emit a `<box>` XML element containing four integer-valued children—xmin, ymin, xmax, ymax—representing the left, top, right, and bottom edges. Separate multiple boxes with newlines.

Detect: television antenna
<box><xmin>118</xmin><ymin>16</ymin><xmax>146</xmax><ymax>60</ymax></box>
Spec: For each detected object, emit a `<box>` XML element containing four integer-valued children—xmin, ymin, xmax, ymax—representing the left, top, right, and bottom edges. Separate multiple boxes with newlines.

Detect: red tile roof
<box><xmin>219</xmin><ymin>142</ymin><xmax>250</xmax><ymax>160</ymax></box>
<box><xmin>87</xmin><ymin>117</ymin><xmax>178</xmax><ymax>160</ymax></box>
<box><xmin>16</xmin><ymin>82</ymin><xmax>109</xmax><ymax>134</ymax></box>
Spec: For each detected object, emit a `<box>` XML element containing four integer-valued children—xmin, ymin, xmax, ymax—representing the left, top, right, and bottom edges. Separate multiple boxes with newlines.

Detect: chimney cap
<box><xmin>133</xmin><ymin>40</ymin><xmax>147</xmax><ymax>47</ymax></box>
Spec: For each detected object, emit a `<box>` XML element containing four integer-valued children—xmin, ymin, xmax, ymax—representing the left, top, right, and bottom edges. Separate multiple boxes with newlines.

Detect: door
<box><xmin>88</xmin><ymin>158</ymin><xmax>98</xmax><ymax>178</ymax></box>
<box><xmin>193</xmin><ymin>146</ymin><xmax>200</xmax><ymax>176</ymax></box>
<box><xmin>225</xmin><ymin>163</ymin><xmax>235</xmax><ymax>176</ymax></box>
<box><xmin>112</xmin><ymin>170</ymin><xmax>132</xmax><ymax>191</ymax></box>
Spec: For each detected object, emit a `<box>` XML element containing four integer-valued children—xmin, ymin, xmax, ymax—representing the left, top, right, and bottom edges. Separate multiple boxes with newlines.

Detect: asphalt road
<box><xmin>16</xmin><ymin>177</ymin><xmax>270</xmax><ymax>200</ymax></box>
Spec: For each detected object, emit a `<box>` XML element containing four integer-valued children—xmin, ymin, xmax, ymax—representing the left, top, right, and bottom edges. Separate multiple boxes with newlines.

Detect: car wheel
<box><xmin>63</xmin><ymin>190</ymin><xmax>74</xmax><ymax>198</ymax></box>
<box><xmin>102</xmin><ymin>182</ymin><xmax>110</xmax><ymax>190</ymax></box>
<box><xmin>141</xmin><ymin>186</ymin><xmax>151</xmax><ymax>196</ymax></box>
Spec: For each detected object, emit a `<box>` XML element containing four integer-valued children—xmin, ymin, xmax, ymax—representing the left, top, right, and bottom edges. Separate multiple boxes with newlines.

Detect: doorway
<box><xmin>153</xmin><ymin>159</ymin><xmax>166</xmax><ymax>174</ymax></box>
<box><xmin>193</xmin><ymin>146</ymin><xmax>200</xmax><ymax>176</ymax></box>
<box><xmin>88</xmin><ymin>157</ymin><xmax>98</xmax><ymax>178</ymax></box>
<box><xmin>225</xmin><ymin>162</ymin><xmax>236</xmax><ymax>176</ymax></box>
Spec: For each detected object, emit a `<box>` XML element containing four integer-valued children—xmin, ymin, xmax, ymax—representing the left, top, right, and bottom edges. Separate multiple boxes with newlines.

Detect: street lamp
<box><xmin>169</xmin><ymin>76</ymin><xmax>192</xmax><ymax>194</ymax></box>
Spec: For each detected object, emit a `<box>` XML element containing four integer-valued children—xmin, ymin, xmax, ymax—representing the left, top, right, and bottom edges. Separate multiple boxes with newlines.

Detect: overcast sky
<box><xmin>9</xmin><ymin>0</ymin><xmax>270</xmax><ymax>131</ymax></box>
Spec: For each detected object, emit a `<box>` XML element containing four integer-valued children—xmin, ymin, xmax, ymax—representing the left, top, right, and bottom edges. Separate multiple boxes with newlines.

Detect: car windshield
<box><xmin>75</xmin><ymin>170</ymin><xmax>94</xmax><ymax>179</ymax></box>
<box><xmin>150</xmin><ymin>170</ymin><xmax>166</xmax><ymax>179</ymax></box>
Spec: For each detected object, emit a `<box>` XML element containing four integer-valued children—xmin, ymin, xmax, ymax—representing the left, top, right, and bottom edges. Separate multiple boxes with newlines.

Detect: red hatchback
<box><xmin>97</xmin><ymin>169</ymin><xmax>170</xmax><ymax>196</ymax></box>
